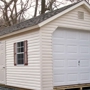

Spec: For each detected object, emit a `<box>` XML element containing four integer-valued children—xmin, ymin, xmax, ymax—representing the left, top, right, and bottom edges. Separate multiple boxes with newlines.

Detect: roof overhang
<box><xmin>0</xmin><ymin>25</ymin><xmax>39</xmax><ymax>39</ymax></box>
<box><xmin>38</xmin><ymin>1</ymin><xmax>90</xmax><ymax>27</ymax></box>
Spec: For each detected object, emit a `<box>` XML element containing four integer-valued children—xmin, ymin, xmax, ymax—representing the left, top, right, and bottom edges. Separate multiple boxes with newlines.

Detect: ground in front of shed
<box><xmin>54</xmin><ymin>83</ymin><xmax>90</xmax><ymax>90</ymax></box>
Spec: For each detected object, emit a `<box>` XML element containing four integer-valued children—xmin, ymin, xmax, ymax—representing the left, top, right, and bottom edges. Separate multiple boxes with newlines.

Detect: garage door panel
<box><xmin>53</xmin><ymin>53</ymin><xmax>65</xmax><ymax>59</ymax></box>
<box><xmin>79</xmin><ymin>41</ymin><xmax>90</xmax><ymax>46</ymax></box>
<box><xmin>54</xmin><ymin>60</ymin><xmax>65</xmax><ymax>67</ymax></box>
<box><xmin>80</xmin><ymin>73</ymin><xmax>89</xmax><ymax>80</ymax></box>
<box><xmin>79</xmin><ymin>54</ymin><xmax>90</xmax><ymax>60</ymax></box>
<box><xmin>53</xmin><ymin>29</ymin><xmax>90</xmax><ymax>86</ymax></box>
<box><xmin>66</xmin><ymin>30</ymin><xmax>78</xmax><ymax>39</ymax></box>
<box><xmin>67</xmin><ymin>60</ymin><xmax>78</xmax><ymax>67</ymax></box>
<box><xmin>66</xmin><ymin>54</ymin><xmax>78</xmax><ymax>58</ymax></box>
<box><xmin>79</xmin><ymin>54</ymin><xmax>90</xmax><ymax>57</ymax></box>
<box><xmin>53</xmin><ymin>38</ymin><xmax>66</xmax><ymax>45</ymax></box>
<box><xmin>80</xmin><ymin>60</ymin><xmax>89</xmax><ymax>67</ymax></box>
<box><xmin>67</xmin><ymin>73</ymin><xmax>78</xmax><ymax>81</ymax></box>
<box><xmin>66</xmin><ymin>68</ymin><xmax>78</xmax><ymax>73</ymax></box>
<box><xmin>67</xmin><ymin>34</ymin><xmax>78</xmax><ymax>39</ymax></box>
<box><xmin>79</xmin><ymin>68</ymin><xmax>90</xmax><ymax>72</ymax></box>
<box><xmin>54</xmin><ymin>69</ymin><xmax>66</xmax><ymax>76</ymax></box>
<box><xmin>53</xmin><ymin>45</ymin><xmax>65</xmax><ymax>53</ymax></box>
<box><xmin>79</xmin><ymin>32</ymin><xmax>89</xmax><ymax>40</ymax></box>
<box><xmin>66</xmin><ymin>54</ymin><xmax>78</xmax><ymax>60</ymax></box>
<box><xmin>66</xmin><ymin>40</ymin><xmax>78</xmax><ymax>45</ymax></box>
<box><xmin>67</xmin><ymin>45</ymin><xmax>78</xmax><ymax>53</ymax></box>
<box><xmin>79</xmin><ymin>46</ymin><xmax>89</xmax><ymax>53</ymax></box>
<box><xmin>54</xmin><ymin>74</ymin><xmax>65</xmax><ymax>82</ymax></box>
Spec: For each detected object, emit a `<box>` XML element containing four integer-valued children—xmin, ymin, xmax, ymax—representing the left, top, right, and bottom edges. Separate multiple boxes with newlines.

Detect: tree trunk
<box><xmin>49</xmin><ymin>0</ymin><xmax>55</xmax><ymax>11</ymax></box>
<box><xmin>34</xmin><ymin>0</ymin><xmax>38</xmax><ymax>17</ymax></box>
<box><xmin>41</xmin><ymin>0</ymin><xmax>46</xmax><ymax>14</ymax></box>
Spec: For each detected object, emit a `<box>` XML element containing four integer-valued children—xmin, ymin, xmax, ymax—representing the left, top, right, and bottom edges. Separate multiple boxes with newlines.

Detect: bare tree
<box><xmin>0</xmin><ymin>0</ymin><xmax>89</xmax><ymax>27</ymax></box>
<box><xmin>41</xmin><ymin>0</ymin><xmax>60</xmax><ymax>14</ymax></box>
<box><xmin>34</xmin><ymin>0</ymin><xmax>39</xmax><ymax>17</ymax></box>
<box><xmin>0</xmin><ymin>0</ymin><xmax>32</xmax><ymax>26</ymax></box>
<box><xmin>46</xmin><ymin>0</ymin><xmax>56</xmax><ymax>11</ymax></box>
<box><xmin>41</xmin><ymin>0</ymin><xmax>46</xmax><ymax>14</ymax></box>
<box><xmin>40</xmin><ymin>0</ymin><xmax>90</xmax><ymax>15</ymax></box>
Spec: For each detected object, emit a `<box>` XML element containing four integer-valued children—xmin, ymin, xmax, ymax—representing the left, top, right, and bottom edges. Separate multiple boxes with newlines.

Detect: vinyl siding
<box><xmin>6</xmin><ymin>30</ymin><xmax>42</xmax><ymax>90</ymax></box>
<box><xmin>40</xmin><ymin>6</ymin><xmax>90</xmax><ymax>90</ymax></box>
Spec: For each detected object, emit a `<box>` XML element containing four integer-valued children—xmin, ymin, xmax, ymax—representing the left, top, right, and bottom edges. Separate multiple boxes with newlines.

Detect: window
<box><xmin>14</xmin><ymin>40</ymin><xmax>28</xmax><ymax>66</ymax></box>
<box><xmin>78</xmin><ymin>11</ymin><xmax>84</xmax><ymax>19</ymax></box>
<box><xmin>17</xmin><ymin>41</ymin><xmax>24</xmax><ymax>64</ymax></box>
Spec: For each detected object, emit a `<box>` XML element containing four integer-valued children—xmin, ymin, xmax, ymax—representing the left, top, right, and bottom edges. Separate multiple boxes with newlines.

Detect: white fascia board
<box><xmin>38</xmin><ymin>1</ymin><xmax>90</xmax><ymax>27</ymax></box>
<box><xmin>0</xmin><ymin>25</ymin><xmax>39</xmax><ymax>39</ymax></box>
<box><xmin>82</xmin><ymin>1</ymin><xmax>90</xmax><ymax>10</ymax></box>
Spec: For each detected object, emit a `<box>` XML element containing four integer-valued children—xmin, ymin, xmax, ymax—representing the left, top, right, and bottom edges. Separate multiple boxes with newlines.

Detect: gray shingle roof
<box><xmin>0</xmin><ymin>1</ymin><xmax>81</xmax><ymax>36</ymax></box>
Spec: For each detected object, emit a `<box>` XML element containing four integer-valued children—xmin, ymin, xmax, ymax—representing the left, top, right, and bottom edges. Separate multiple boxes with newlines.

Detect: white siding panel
<box><xmin>6</xmin><ymin>30</ymin><xmax>41</xmax><ymax>90</ymax></box>
<box><xmin>40</xmin><ymin>6</ymin><xmax>90</xmax><ymax>90</ymax></box>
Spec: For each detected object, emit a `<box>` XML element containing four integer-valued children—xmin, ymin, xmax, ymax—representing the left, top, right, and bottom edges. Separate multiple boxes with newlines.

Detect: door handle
<box><xmin>78</xmin><ymin>61</ymin><xmax>80</xmax><ymax>66</ymax></box>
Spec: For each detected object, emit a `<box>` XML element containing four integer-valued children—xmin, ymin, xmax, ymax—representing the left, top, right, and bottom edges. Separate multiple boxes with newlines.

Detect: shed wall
<box><xmin>40</xmin><ymin>6</ymin><xmax>90</xmax><ymax>90</ymax></box>
<box><xmin>6</xmin><ymin>30</ymin><xmax>42</xmax><ymax>90</ymax></box>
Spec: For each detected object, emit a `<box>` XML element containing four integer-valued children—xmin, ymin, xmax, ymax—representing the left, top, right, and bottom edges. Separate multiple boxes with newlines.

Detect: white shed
<box><xmin>0</xmin><ymin>1</ymin><xmax>90</xmax><ymax>90</ymax></box>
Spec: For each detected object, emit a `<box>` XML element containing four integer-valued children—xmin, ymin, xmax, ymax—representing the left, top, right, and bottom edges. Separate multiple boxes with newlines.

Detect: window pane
<box><xmin>17</xmin><ymin>54</ymin><xmax>24</xmax><ymax>59</ymax></box>
<box><xmin>17</xmin><ymin>54</ymin><xmax>21</xmax><ymax>59</ymax></box>
<box><xmin>17</xmin><ymin>47</ymin><xmax>24</xmax><ymax>53</ymax></box>
<box><xmin>21</xmin><ymin>54</ymin><xmax>24</xmax><ymax>58</ymax></box>
<box><xmin>17</xmin><ymin>48</ymin><xmax>21</xmax><ymax>52</ymax></box>
<box><xmin>17</xmin><ymin>42</ymin><xmax>21</xmax><ymax>47</ymax></box>
<box><xmin>17</xmin><ymin>54</ymin><xmax>24</xmax><ymax>64</ymax></box>
<box><xmin>21</xmin><ymin>42</ymin><xmax>24</xmax><ymax>46</ymax></box>
<box><xmin>21</xmin><ymin>47</ymin><xmax>24</xmax><ymax>52</ymax></box>
<box><xmin>18</xmin><ymin>59</ymin><xmax>24</xmax><ymax>64</ymax></box>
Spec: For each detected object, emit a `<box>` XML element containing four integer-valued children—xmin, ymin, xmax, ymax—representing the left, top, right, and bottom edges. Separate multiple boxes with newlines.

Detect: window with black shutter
<box><xmin>14</xmin><ymin>40</ymin><xmax>28</xmax><ymax>65</ymax></box>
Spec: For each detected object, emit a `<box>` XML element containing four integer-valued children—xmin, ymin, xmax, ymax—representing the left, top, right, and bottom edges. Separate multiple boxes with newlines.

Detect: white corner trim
<box><xmin>0</xmin><ymin>25</ymin><xmax>39</xmax><ymax>39</ymax></box>
<box><xmin>38</xmin><ymin>1</ymin><xmax>90</xmax><ymax>27</ymax></box>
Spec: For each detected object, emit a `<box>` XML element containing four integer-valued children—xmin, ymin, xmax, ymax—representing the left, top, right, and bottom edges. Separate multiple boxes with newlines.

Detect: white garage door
<box><xmin>53</xmin><ymin>28</ymin><xmax>90</xmax><ymax>86</ymax></box>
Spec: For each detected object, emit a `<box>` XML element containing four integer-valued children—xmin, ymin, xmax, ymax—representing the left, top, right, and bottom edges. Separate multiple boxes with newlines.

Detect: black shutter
<box><xmin>24</xmin><ymin>40</ymin><xmax>28</xmax><ymax>65</ymax></box>
<box><xmin>14</xmin><ymin>43</ymin><xmax>17</xmax><ymax>66</ymax></box>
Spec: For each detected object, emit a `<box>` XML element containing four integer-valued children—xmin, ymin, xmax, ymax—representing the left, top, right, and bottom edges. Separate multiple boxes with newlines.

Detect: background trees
<box><xmin>0</xmin><ymin>0</ymin><xmax>32</xmax><ymax>27</ymax></box>
<box><xmin>0</xmin><ymin>0</ymin><xmax>89</xmax><ymax>27</ymax></box>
